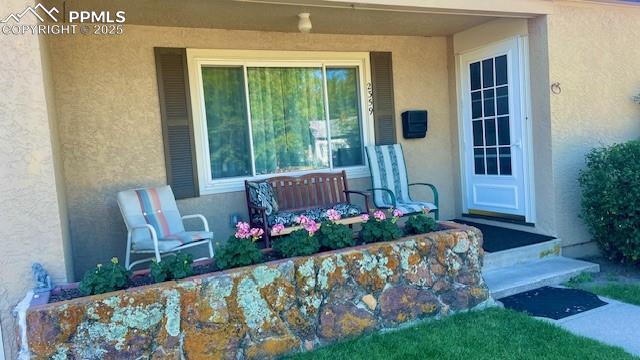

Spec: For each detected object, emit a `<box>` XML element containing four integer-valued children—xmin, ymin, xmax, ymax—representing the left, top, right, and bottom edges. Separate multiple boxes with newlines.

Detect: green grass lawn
<box><xmin>567</xmin><ymin>272</ymin><xmax>640</xmax><ymax>306</ymax></box>
<box><xmin>584</xmin><ymin>283</ymin><xmax>640</xmax><ymax>306</ymax></box>
<box><xmin>287</xmin><ymin>308</ymin><xmax>635</xmax><ymax>360</ymax></box>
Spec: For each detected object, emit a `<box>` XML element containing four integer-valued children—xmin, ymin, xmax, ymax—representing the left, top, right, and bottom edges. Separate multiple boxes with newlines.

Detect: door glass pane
<box><xmin>496</xmin><ymin>86</ymin><xmax>509</xmax><ymax>115</ymax></box>
<box><xmin>470</xmin><ymin>62</ymin><xmax>481</xmax><ymax>90</ymax></box>
<box><xmin>248</xmin><ymin>67</ymin><xmax>328</xmax><ymax>175</ymax></box>
<box><xmin>483</xmin><ymin>89</ymin><xmax>495</xmax><ymax>117</ymax></box>
<box><xmin>201</xmin><ymin>66</ymin><xmax>252</xmax><ymax>179</ymax></box>
<box><xmin>326</xmin><ymin>67</ymin><xmax>363</xmax><ymax>167</ymax></box>
<box><xmin>484</xmin><ymin>118</ymin><xmax>496</xmax><ymax>146</ymax></box>
<box><xmin>486</xmin><ymin>147</ymin><xmax>498</xmax><ymax>175</ymax></box>
<box><xmin>482</xmin><ymin>58</ymin><xmax>494</xmax><ymax>88</ymax></box>
<box><xmin>495</xmin><ymin>55</ymin><xmax>508</xmax><ymax>86</ymax></box>
<box><xmin>474</xmin><ymin>148</ymin><xmax>485</xmax><ymax>175</ymax></box>
<box><xmin>471</xmin><ymin>91</ymin><xmax>482</xmax><ymax>119</ymax></box>
<box><xmin>499</xmin><ymin>147</ymin><xmax>512</xmax><ymax>175</ymax></box>
<box><xmin>498</xmin><ymin>116</ymin><xmax>511</xmax><ymax>145</ymax></box>
<box><xmin>472</xmin><ymin>120</ymin><xmax>484</xmax><ymax>146</ymax></box>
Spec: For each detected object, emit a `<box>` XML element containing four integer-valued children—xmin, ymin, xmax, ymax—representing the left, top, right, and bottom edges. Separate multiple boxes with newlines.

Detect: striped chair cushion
<box><xmin>117</xmin><ymin>186</ymin><xmax>186</xmax><ymax>248</ymax></box>
<box><xmin>366</xmin><ymin>144</ymin><xmax>411</xmax><ymax>206</ymax></box>
<box><xmin>132</xmin><ymin>231</ymin><xmax>213</xmax><ymax>252</ymax></box>
<box><xmin>366</xmin><ymin>144</ymin><xmax>437</xmax><ymax>214</ymax></box>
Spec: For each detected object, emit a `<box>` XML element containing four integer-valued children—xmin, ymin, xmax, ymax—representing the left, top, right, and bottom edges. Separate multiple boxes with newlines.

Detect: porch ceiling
<box><xmin>44</xmin><ymin>0</ymin><xmax>510</xmax><ymax>36</ymax></box>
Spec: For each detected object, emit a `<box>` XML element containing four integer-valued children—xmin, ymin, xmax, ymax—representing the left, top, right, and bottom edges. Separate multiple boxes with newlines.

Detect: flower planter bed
<box><xmin>22</xmin><ymin>222</ymin><xmax>490</xmax><ymax>359</ymax></box>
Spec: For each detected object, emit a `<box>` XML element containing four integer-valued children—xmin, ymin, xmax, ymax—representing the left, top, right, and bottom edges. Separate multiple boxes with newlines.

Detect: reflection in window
<box><xmin>200</xmin><ymin>64</ymin><xmax>365</xmax><ymax>180</ymax></box>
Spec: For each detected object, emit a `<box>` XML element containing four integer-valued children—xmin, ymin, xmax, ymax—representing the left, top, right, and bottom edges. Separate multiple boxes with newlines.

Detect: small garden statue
<box><xmin>32</xmin><ymin>263</ymin><xmax>52</xmax><ymax>293</ymax></box>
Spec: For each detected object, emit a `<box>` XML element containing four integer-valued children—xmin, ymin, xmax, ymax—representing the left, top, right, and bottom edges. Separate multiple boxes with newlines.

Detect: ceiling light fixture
<box><xmin>297</xmin><ymin>12</ymin><xmax>312</xmax><ymax>33</ymax></box>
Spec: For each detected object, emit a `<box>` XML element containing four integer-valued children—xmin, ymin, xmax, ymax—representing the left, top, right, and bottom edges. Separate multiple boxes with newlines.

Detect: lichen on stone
<box><xmin>110</xmin><ymin>303</ymin><xmax>163</xmax><ymax>331</ymax></box>
<box><xmin>253</xmin><ymin>266</ymin><xmax>281</xmax><ymax>288</ymax></box>
<box><xmin>202</xmin><ymin>276</ymin><xmax>233</xmax><ymax>322</ymax></box>
<box><xmin>297</xmin><ymin>258</ymin><xmax>316</xmax><ymax>290</ymax></box>
<box><xmin>237</xmin><ymin>277</ymin><xmax>274</xmax><ymax>331</ymax></box>
<box><xmin>50</xmin><ymin>345</ymin><xmax>68</xmax><ymax>360</ymax></box>
<box><xmin>102</xmin><ymin>296</ymin><xmax>121</xmax><ymax>308</ymax></box>
<box><xmin>163</xmin><ymin>289</ymin><xmax>181</xmax><ymax>337</ymax></box>
<box><xmin>357</xmin><ymin>252</ymin><xmax>378</xmax><ymax>272</ymax></box>
<box><xmin>375</xmin><ymin>255</ymin><xmax>394</xmax><ymax>280</ymax></box>
<box><xmin>317</xmin><ymin>258</ymin><xmax>336</xmax><ymax>290</ymax></box>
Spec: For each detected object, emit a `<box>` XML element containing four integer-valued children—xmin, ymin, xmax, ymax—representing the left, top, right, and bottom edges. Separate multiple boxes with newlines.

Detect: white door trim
<box><xmin>455</xmin><ymin>35</ymin><xmax>535</xmax><ymax>222</ymax></box>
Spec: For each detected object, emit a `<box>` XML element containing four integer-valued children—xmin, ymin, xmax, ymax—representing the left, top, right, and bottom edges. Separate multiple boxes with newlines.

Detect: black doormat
<box><xmin>500</xmin><ymin>286</ymin><xmax>608</xmax><ymax>320</ymax></box>
<box><xmin>453</xmin><ymin>219</ymin><xmax>555</xmax><ymax>252</ymax></box>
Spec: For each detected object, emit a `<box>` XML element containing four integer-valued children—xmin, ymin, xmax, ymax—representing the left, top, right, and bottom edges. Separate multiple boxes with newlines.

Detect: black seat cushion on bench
<box><xmin>252</xmin><ymin>203</ymin><xmax>362</xmax><ymax>227</ymax></box>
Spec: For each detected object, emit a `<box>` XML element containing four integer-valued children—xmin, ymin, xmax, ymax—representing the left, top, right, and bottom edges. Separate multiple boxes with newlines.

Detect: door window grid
<box><xmin>470</xmin><ymin>54</ymin><xmax>512</xmax><ymax>176</ymax></box>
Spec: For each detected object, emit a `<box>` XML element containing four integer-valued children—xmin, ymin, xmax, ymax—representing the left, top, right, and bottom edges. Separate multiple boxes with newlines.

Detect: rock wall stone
<box><xmin>23</xmin><ymin>223</ymin><xmax>490</xmax><ymax>359</ymax></box>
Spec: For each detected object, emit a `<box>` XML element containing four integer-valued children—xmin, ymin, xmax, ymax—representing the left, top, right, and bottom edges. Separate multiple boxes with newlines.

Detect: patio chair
<box><xmin>117</xmin><ymin>185</ymin><xmax>214</xmax><ymax>270</ymax></box>
<box><xmin>365</xmin><ymin>144</ymin><xmax>439</xmax><ymax>220</ymax></box>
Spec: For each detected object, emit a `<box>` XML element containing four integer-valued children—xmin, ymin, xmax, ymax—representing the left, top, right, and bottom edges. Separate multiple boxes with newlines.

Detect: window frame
<box><xmin>186</xmin><ymin>49</ymin><xmax>374</xmax><ymax>195</ymax></box>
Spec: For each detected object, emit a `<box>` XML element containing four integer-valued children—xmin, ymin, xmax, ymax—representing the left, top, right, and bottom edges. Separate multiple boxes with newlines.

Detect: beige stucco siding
<box><xmin>0</xmin><ymin>1</ymin><xmax>71</xmax><ymax>357</ymax></box>
<box><xmin>47</xmin><ymin>25</ymin><xmax>455</xmax><ymax>278</ymax></box>
<box><xmin>547</xmin><ymin>2</ymin><xmax>640</xmax><ymax>255</ymax></box>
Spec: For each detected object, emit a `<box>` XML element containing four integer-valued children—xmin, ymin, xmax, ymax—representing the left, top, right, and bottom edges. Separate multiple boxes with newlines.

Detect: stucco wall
<box><xmin>0</xmin><ymin>1</ymin><xmax>71</xmax><ymax>358</ymax></box>
<box><xmin>547</xmin><ymin>2</ymin><xmax>640</xmax><ymax>255</ymax></box>
<box><xmin>47</xmin><ymin>25</ymin><xmax>455</xmax><ymax>279</ymax></box>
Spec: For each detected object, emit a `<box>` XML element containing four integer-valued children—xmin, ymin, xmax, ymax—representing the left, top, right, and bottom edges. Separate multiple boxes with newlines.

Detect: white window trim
<box><xmin>186</xmin><ymin>49</ymin><xmax>374</xmax><ymax>195</ymax></box>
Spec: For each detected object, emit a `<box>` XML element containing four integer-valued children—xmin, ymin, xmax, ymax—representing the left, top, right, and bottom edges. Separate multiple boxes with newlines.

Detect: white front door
<box><xmin>459</xmin><ymin>38</ymin><xmax>531</xmax><ymax>220</ymax></box>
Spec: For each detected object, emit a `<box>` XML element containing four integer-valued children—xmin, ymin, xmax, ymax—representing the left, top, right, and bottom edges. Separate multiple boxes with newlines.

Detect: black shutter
<box><xmin>154</xmin><ymin>48</ymin><xmax>199</xmax><ymax>199</ymax></box>
<box><xmin>370</xmin><ymin>52</ymin><xmax>397</xmax><ymax>145</ymax></box>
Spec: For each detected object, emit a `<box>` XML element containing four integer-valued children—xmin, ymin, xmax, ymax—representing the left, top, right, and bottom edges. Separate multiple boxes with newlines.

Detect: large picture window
<box><xmin>188</xmin><ymin>50</ymin><xmax>373</xmax><ymax>194</ymax></box>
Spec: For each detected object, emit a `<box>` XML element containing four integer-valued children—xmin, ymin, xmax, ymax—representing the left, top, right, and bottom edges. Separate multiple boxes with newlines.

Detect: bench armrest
<box><xmin>366</xmin><ymin>187</ymin><xmax>397</xmax><ymax>209</ymax></box>
<box><xmin>182</xmin><ymin>214</ymin><xmax>210</xmax><ymax>232</ymax></box>
<box><xmin>408</xmin><ymin>183</ymin><xmax>439</xmax><ymax>209</ymax></box>
<box><xmin>343</xmin><ymin>190</ymin><xmax>371</xmax><ymax>212</ymax></box>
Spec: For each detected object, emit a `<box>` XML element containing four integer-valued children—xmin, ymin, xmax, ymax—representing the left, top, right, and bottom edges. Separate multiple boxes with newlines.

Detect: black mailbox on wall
<box><xmin>401</xmin><ymin>110</ymin><xmax>428</xmax><ymax>139</ymax></box>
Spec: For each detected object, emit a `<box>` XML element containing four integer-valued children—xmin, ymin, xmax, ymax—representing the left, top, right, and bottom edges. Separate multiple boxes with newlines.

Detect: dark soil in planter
<box><xmin>48</xmin><ymin>263</ymin><xmax>216</xmax><ymax>303</ymax></box>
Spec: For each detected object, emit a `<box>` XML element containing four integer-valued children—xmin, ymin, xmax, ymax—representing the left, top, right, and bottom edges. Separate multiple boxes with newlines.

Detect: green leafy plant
<box><xmin>578</xmin><ymin>140</ymin><xmax>640</xmax><ymax>263</ymax></box>
<box><xmin>404</xmin><ymin>213</ymin><xmax>438</xmax><ymax>235</ymax></box>
<box><xmin>150</xmin><ymin>253</ymin><xmax>194</xmax><ymax>283</ymax></box>
<box><xmin>216</xmin><ymin>222</ymin><xmax>264</xmax><ymax>270</ymax></box>
<box><xmin>316</xmin><ymin>209</ymin><xmax>354</xmax><ymax>250</ymax></box>
<box><xmin>273</xmin><ymin>229</ymin><xmax>321</xmax><ymax>258</ymax></box>
<box><xmin>318</xmin><ymin>221</ymin><xmax>354</xmax><ymax>250</ymax></box>
<box><xmin>360</xmin><ymin>209</ymin><xmax>402</xmax><ymax>244</ymax></box>
<box><xmin>79</xmin><ymin>257</ymin><xmax>131</xmax><ymax>296</ymax></box>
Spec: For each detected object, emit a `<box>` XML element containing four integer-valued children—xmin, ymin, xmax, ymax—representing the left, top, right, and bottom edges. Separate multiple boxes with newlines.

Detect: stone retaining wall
<box><xmin>23</xmin><ymin>223</ymin><xmax>490</xmax><ymax>359</ymax></box>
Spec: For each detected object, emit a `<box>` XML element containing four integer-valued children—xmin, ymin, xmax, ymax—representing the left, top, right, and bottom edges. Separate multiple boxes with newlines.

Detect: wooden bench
<box><xmin>245</xmin><ymin>171</ymin><xmax>370</xmax><ymax>248</ymax></box>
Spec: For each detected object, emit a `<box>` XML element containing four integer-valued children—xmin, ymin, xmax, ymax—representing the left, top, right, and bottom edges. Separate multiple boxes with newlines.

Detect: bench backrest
<box><xmin>260</xmin><ymin>171</ymin><xmax>350</xmax><ymax>211</ymax></box>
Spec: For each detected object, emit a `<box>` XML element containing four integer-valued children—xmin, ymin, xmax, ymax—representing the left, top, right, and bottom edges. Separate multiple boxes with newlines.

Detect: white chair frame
<box><xmin>123</xmin><ymin>213</ymin><xmax>215</xmax><ymax>270</ymax></box>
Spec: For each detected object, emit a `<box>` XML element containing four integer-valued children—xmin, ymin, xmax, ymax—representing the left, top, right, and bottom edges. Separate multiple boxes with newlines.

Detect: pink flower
<box><xmin>373</xmin><ymin>210</ymin><xmax>386</xmax><ymax>221</ymax></box>
<box><xmin>296</xmin><ymin>215</ymin><xmax>310</xmax><ymax>225</ymax></box>
<box><xmin>392</xmin><ymin>209</ymin><xmax>404</xmax><ymax>218</ymax></box>
<box><xmin>235</xmin><ymin>222</ymin><xmax>251</xmax><ymax>239</ymax></box>
<box><xmin>272</xmin><ymin>223</ymin><xmax>285</xmax><ymax>234</ymax></box>
<box><xmin>326</xmin><ymin>209</ymin><xmax>341</xmax><ymax>222</ymax></box>
<box><xmin>249</xmin><ymin>227</ymin><xmax>264</xmax><ymax>241</ymax></box>
<box><xmin>304</xmin><ymin>220</ymin><xmax>320</xmax><ymax>235</ymax></box>
<box><xmin>295</xmin><ymin>215</ymin><xmax>320</xmax><ymax>235</ymax></box>
<box><xmin>361</xmin><ymin>214</ymin><xmax>370</xmax><ymax>222</ymax></box>
<box><xmin>422</xmin><ymin>207</ymin><xmax>431</xmax><ymax>214</ymax></box>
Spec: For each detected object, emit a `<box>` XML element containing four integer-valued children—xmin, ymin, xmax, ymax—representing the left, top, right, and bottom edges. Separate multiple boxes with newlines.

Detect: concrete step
<box><xmin>483</xmin><ymin>257</ymin><xmax>600</xmax><ymax>299</ymax></box>
<box><xmin>484</xmin><ymin>238</ymin><xmax>562</xmax><ymax>271</ymax></box>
